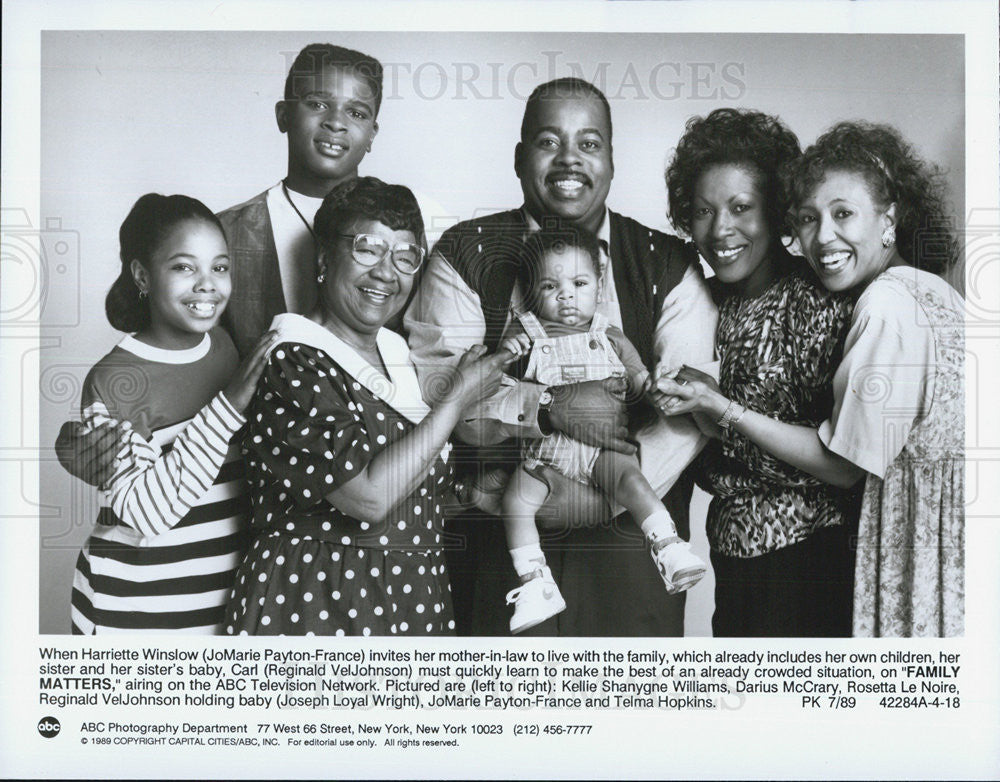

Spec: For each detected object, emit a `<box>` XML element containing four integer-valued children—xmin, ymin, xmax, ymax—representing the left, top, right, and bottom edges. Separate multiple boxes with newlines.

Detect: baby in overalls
<box><xmin>499</xmin><ymin>225</ymin><xmax>706</xmax><ymax>633</ymax></box>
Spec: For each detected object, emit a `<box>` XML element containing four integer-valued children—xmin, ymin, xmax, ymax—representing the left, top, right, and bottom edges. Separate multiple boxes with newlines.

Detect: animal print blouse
<box><xmin>701</xmin><ymin>261</ymin><xmax>858</xmax><ymax>558</ymax></box>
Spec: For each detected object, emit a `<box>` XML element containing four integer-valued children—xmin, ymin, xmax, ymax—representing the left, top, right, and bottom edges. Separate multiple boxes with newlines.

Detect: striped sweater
<box><xmin>71</xmin><ymin>329</ymin><xmax>249</xmax><ymax>634</ymax></box>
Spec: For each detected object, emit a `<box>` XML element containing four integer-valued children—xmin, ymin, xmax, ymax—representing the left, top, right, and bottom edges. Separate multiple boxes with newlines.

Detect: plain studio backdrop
<box><xmin>35</xmin><ymin>31</ymin><xmax>963</xmax><ymax>634</ymax></box>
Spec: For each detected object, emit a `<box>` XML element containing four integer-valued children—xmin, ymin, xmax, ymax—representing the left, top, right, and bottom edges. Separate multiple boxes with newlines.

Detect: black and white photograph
<box><xmin>3</xmin><ymin>1</ymin><xmax>999</xmax><ymax>779</ymax></box>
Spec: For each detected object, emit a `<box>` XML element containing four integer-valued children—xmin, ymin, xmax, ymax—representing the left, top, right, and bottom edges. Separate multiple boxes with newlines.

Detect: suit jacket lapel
<box><xmin>221</xmin><ymin>190</ymin><xmax>285</xmax><ymax>357</ymax></box>
<box><xmin>260</xmin><ymin>186</ymin><xmax>288</xmax><ymax>318</ymax></box>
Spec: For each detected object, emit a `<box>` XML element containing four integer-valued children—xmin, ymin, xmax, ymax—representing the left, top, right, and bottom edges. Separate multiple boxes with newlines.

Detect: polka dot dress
<box><xmin>224</xmin><ymin>342</ymin><xmax>455</xmax><ymax>636</ymax></box>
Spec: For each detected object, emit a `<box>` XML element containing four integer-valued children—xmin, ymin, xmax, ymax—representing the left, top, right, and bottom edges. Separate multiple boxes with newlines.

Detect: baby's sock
<box><xmin>510</xmin><ymin>543</ymin><xmax>547</xmax><ymax>581</ymax></box>
<box><xmin>639</xmin><ymin>509</ymin><xmax>679</xmax><ymax>544</ymax></box>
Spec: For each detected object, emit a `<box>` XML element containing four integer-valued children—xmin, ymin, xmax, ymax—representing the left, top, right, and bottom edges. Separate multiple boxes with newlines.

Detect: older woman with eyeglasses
<box><xmin>224</xmin><ymin>177</ymin><xmax>508</xmax><ymax>636</ymax></box>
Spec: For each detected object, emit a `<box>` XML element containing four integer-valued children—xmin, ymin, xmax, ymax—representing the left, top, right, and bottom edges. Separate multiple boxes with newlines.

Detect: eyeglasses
<box><xmin>339</xmin><ymin>233</ymin><xmax>425</xmax><ymax>275</ymax></box>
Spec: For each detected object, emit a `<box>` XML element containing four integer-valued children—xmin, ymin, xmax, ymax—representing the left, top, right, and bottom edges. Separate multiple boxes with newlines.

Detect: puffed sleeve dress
<box><xmin>818</xmin><ymin>267</ymin><xmax>964</xmax><ymax>637</ymax></box>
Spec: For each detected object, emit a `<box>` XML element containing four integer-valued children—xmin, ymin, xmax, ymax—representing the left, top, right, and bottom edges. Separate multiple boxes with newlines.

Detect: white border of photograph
<box><xmin>2</xmin><ymin>1</ymin><xmax>998</xmax><ymax>780</ymax></box>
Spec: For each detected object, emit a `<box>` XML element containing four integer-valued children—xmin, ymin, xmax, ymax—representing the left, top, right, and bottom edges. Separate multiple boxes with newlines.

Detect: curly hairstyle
<box><xmin>313</xmin><ymin>176</ymin><xmax>424</xmax><ymax>256</ymax></box>
<box><xmin>785</xmin><ymin>121</ymin><xmax>959</xmax><ymax>274</ymax></box>
<box><xmin>105</xmin><ymin>193</ymin><xmax>223</xmax><ymax>333</ymax></box>
<box><xmin>666</xmin><ymin>108</ymin><xmax>801</xmax><ymax>240</ymax></box>
<box><xmin>516</xmin><ymin>220</ymin><xmax>602</xmax><ymax>314</ymax></box>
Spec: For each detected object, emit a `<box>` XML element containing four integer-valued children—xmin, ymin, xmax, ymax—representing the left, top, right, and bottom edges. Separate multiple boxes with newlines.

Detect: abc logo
<box><xmin>37</xmin><ymin>716</ymin><xmax>61</xmax><ymax>738</ymax></box>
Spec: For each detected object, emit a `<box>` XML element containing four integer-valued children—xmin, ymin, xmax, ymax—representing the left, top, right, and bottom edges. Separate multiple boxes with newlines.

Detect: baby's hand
<box><xmin>652</xmin><ymin>365</ymin><xmax>726</xmax><ymax>418</ymax></box>
<box><xmin>499</xmin><ymin>333</ymin><xmax>532</xmax><ymax>358</ymax></box>
<box><xmin>653</xmin><ymin>363</ymin><xmax>681</xmax><ymax>386</ymax></box>
<box><xmin>626</xmin><ymin>370</ymin><xmax>653</xmax><ymax>403</ymax></box>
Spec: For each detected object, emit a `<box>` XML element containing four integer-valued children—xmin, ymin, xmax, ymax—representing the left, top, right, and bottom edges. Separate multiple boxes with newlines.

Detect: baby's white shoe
<box><xmin>505</xmin><ymin>566</ymin><xmax>566</xmax><ymax>634</ymax></box>
<box><xmin>650</xmin><ymin>536</ymin><xmax>706</xmax><ymax>594</ymax></box>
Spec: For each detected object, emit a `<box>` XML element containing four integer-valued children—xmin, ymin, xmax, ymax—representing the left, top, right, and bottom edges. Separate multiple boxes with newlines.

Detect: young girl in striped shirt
<box><xmin>71</xmin><ymin>194</ymin><xmax>274</xmax><ymax>634</ymax></box>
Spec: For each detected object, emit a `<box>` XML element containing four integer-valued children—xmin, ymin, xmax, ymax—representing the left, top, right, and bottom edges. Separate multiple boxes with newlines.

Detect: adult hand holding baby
<box><xmin>546</xmin><ymin>376</ymin><xmax>634</xmax><ymax>455</ymax></box>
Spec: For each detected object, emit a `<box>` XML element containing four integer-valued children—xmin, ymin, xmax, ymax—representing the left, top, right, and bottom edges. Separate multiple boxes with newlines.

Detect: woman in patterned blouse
<box><xmin>660</xmin><ymin>122</ymin><xmax>964</xmax><ymax>638</ymax></box>
<box><xmin>661</xmin><ymin>109</ymin><xmax>860</xmax><ymax>637</ymax></box>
